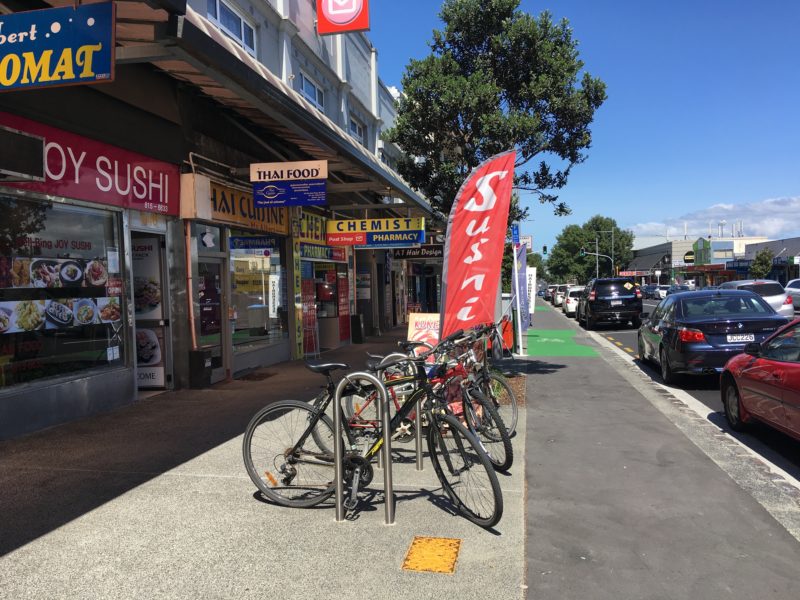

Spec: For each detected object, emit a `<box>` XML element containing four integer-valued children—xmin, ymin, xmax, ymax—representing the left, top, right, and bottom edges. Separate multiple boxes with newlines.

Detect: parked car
<box><xmin>718</xmin><ymin>279</ymin><xmax>795</xmax><ymax>319</ymax></box>
<box><xmin>544</xmin><ymin>285</ymin><xmax>555</xmax><ymax>301</ymax></box>
<box><xmin>785</xmin><ymin>279</ymin><xmax>800</xmax><ymax>310</ymax></box>
<box><xmin>703</xmin><ymin>285</ymin><xmax>720</xmax><ymax>291</ymax></box>
<box><xmin>562</xmin><ymin>286</ymin><xmax>583</xmax><ymax>317</ymax></box>
<box><xmin>666</xmin><ymin>284</ymin><xmax>691</xmax><ymax>296</ymax></box>
<box><xmin>638</xmin><ymin>290</ymin><xmax>789</xmax><ymax>384</ymax></box>
<box><xmin>721</xmin><ymin>318</ymin><xmax>800</xmax><ymax>442</ymax></box>
<box><xmin>577</xmin><ymin>277</ymin><xmax>643</xmax><ymax>330</ymax></box>
<box><xmin>642</xmin><ymin>284</ymin><xmax>658</xmax><ymax>299</ymax></box>
<box><xmin>654</xmin><ymin>285</ymin><xmax>671</xmax><ymax>300</ymax></box>
<box><xmin>553</xmin><ymin>284</ymin><xmax>569</xmax><ymax>307</ymax></box>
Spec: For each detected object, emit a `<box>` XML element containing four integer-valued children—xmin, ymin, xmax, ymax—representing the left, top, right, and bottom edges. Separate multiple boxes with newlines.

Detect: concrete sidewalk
<box><xmin>0</xmin><ymin>328</ymin><xmax>527</xmax><ymax>600</ymax></box>
<box><xmin>524</xmin><ymin>299</ymin><xmax>800</xmax><ymax>599</ymax></box>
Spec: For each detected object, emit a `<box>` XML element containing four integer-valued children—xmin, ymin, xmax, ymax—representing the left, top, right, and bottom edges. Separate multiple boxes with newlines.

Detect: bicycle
<box><xmin>242</xmin><ymin>334</ymin><xmax>504</xmax><ymax>528</ymax></box>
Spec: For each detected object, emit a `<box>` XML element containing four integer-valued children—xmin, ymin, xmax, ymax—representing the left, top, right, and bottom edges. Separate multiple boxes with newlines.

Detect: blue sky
<box><xmin>368</xmin><ymin>0</ymin><xmax>800</xmax><ymax>251</ymax></box>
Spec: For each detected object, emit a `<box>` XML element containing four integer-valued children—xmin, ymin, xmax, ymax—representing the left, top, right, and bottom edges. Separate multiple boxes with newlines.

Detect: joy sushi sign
<box><xmin>0</xmin><ymin>2</ymin><xmax>115</xmax><ymax>92</ymax></box>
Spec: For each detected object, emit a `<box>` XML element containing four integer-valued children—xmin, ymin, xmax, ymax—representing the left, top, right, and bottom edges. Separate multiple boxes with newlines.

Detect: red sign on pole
<box><xmin>439</xmin><ymin>151</ymin><xmax>516</xmax><ymax>338</ymax></box>
<box><xmin>316</xmin><ymin>0</ymin><xmax>370</xmax><ymax>35</ymax></box>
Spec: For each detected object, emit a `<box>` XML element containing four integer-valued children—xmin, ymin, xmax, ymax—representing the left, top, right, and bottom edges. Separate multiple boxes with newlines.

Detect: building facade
<box><xmin>0</xmin><ymin>0</ymin><xmax>433</xmax><ymax>439</ymax></box>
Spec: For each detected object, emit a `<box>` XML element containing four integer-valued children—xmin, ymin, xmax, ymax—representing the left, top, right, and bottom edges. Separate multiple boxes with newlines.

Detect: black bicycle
<box><xmin>242</xmin><ymin>337</ymin><xmax>504</xmax><ymax>528</ymax></box>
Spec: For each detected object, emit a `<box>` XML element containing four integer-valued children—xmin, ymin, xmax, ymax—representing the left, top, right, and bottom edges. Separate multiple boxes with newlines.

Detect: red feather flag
<box><xmin>439</xmin><ymin>151</ymin><xmax>516</xmax><ymax>337</ymax></box>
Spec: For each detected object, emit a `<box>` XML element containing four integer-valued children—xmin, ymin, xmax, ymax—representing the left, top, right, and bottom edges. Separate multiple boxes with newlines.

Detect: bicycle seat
<box><xmin>365</xmin><ymin>358</ymin><xmax>382</xmax><ymax>372</ymax></box>
<box><xmin>365</xmin><ymin>352</ymin><xmax>384</xmax><ymax>360</ymax></box>
<box><xmin>304</xmin><ymin>361</ymin><xmax>349</xmax><ymax>376</ymax></box>
<box><xmin>398</xmin><ymin>340</ymin><xmax>428</xmax><ymax>353</ymax></box>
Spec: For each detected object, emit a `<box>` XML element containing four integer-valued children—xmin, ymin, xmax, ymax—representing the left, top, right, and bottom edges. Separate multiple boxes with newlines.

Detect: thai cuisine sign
<box><xmin>0</xmin><ymin>3</ymin><xmax>115</xmax><ymax>92</ymax></box>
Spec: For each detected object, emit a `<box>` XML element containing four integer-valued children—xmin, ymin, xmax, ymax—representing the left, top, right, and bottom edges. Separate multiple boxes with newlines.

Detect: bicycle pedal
<box><xmin>344</xmin><ymin>496</ymin><xmax>358</xmax><ymax>510</ymax></box>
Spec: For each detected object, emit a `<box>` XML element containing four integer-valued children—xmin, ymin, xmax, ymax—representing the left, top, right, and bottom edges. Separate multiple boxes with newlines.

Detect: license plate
<box><xmin>610</xmin><ymin>300</ymin><xmax>622</xmax><ymax>306</ymax></box>
<box><xmin>727</xmin><ymin>334</ymin><xmax>755</xmax><ymax>343</ymax></box>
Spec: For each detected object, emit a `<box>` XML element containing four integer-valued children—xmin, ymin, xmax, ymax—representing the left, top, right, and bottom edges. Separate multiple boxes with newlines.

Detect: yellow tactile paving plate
<box><xmin>401</xmin><ymin>536</ymin><xmax>461</xmax><ymax>574</ymax></box>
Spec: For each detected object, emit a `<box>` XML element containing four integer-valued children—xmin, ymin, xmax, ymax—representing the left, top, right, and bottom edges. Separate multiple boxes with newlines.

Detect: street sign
<box><xmin>654</xmin><ymin>269</ymin><xmax>662</xmax><ymax>277</ymax></box>
<box><xmin>316</xmin><ymin>0</ymin><xmax>370</xmax><ymax>35</ymax></box>
<box><xmin>511</xmin><ymin>223</ymin><xmax>519</xmax><ymax>246</ymax></box>
<box><xmin>794</xmin><ymin>256</ymin><xmax>800</xmax><ymax>266</ymax></box>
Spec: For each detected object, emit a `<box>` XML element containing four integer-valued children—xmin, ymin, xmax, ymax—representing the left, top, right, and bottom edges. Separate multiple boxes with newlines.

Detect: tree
<box><xmin>546</xmin><ymin>215</ymin><xmax>634</xmax><ymax>282</ymax></box>
<box><xmin>526</xmin><ymin>251</ymin><xmax>546</xmax><ymax>275</ymax></box>
<box><xmin>386</xmin><ymin>0</ymin><xmax>606</xmax><ymax>224</ymax></box>
<box><xmin>749</xmin><ymin>248</ymin><xmax>774</xmax><ymax>279</ymax></box>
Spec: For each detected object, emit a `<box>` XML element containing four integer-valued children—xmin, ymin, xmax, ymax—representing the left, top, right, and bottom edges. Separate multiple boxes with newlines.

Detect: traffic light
<box><xmin>579</xmin><ymin>247</ymin><xmax>586</xmax><ymax>257</ymax></box>
<box><xmin>542</xmin><ymin>245</ymin><xmax>547</xmax><ymax>255</ymax></box>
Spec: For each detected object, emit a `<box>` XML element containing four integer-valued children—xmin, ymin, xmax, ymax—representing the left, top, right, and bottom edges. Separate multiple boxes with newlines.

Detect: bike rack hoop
<box><xmin>333</xmin><ymin>371</ymin><xmax>395</xmax><ymax>525</ymax></box>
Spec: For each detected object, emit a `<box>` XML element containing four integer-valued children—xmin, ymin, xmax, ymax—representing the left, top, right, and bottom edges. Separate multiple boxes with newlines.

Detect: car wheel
<box><xmin>660</xmin><ymin>347</ymin><xmax>676</xmax><ymax>385</ymax></box>
<box><xmin>631</xmin><ymin>317</ymin><xmax>642</xmax><ymax>329</ymax></box>
<box><xmin>637</xmin><ymin>334</ymin><xmax>649</xmax><ymax>363</ymax></box>
<box><xmin>723</xmin><ymin>380</ymin><xmax>749</xmax><ymax>432</ymax></box>
<box><xmin>586</xmin><ymin>315</ymin><xmax>595</xmax><ymax>330</ymax></box>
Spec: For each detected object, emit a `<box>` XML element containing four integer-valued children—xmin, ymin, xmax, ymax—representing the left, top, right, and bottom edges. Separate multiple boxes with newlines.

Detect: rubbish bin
<box><xmin>189</xmin><ymin>349</ymin><xmax>213</xmax><ymax>388</ymax></box>
<box><xmin>350</xmin><ymin>314</ymin><xmax>365</xmax><ymax>344</ymax></box>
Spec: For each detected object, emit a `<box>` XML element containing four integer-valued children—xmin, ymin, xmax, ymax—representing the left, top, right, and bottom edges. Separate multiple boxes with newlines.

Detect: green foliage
<box><xmin>526</xmin><ymin>251</ymin><xmax>546</xmax><ymax>276</ymax></box>
<box><xmin>386</xmin><ymin>0</ymin><xmax>606</xmax><ymax>224</ymax></box>
<box><xmin>749</xmin><ymin>248</ymin><xmax>774</xmax><ymax>279</ymax></box>
<box><xmin>546</xmin><ymin>215</ymin><xmax>634</xmax><ymax>283</ymax></box>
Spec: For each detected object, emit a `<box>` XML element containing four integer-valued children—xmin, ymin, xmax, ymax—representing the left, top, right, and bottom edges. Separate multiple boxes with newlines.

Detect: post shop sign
<box><xmin>326</xmin><ymin>217</ymin><xmax>426</xmax><ymax>247</ymax></box>
<box><xmin>0</xmin><ymin>111</ymin><xmax>179</xmax><ymax>216</ymax></box>
<box><xmin>250</xmin><ymin>160</ymin><xmax>327</xmax><ymax>207</ymax></box>
<box><xmin>0</xmin><ymin>3</ymin><xmax>115</xmax><ymax>92</ymax></box>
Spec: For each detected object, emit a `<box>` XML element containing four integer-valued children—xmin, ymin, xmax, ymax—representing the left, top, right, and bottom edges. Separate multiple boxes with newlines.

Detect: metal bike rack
<box><xmin>334</xmin><ymin>372</ymin><xmax>395</xmax><ymax>525</ymax></box>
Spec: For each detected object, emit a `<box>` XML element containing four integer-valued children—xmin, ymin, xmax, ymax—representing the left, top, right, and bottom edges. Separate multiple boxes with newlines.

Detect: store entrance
<box><xmin>131</xmin><ymin>232</ymin><xmax>172</xmax><ymax>391</ymax></box>
<box><xmin>197</xmin><ymin>258</ymin><xmax>227</xmax><ymax>384</ymax></box>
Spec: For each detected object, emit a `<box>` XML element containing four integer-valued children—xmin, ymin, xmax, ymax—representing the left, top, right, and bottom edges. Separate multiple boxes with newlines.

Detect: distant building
<box><xmin>725</xmin><ymin>237</ymin><xmax>800</xmax><ymax>284</ymax></box>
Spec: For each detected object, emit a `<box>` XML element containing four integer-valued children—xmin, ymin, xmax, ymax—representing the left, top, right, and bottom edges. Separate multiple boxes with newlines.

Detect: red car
<box><xmin>721</xmin><ymin>318</ymin><xmax>800</xmax><ymax>441</ymax></box>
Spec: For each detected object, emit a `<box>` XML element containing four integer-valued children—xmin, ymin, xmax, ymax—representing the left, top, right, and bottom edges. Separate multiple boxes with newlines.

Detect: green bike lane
<box><xmin>523</xmin><ymin>299</ymin><xmax>800</xmax><ymax>599</ymax></box>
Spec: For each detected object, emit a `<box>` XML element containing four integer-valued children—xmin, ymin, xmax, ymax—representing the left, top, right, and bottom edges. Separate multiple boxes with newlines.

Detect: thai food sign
<box><xmin>0</xmin><ymin>3</ymin><xmax>115</xmax><ymax>92</ymax></box>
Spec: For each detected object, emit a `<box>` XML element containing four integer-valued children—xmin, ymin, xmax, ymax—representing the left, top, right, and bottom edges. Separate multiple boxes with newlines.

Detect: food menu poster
<box><xmin>0</xmin><ymin>256</ymin><xmax>112</xmax><ymax>291</ymax></box>
<box><xmin>0</xmin><ymin>297</ymin><xmax>121</xmax><ymax>334</ymax></box>
<box><xmin>132</xmin><ymin>238</ymin><xmax>163</xmax><ymax>320</ymax></box>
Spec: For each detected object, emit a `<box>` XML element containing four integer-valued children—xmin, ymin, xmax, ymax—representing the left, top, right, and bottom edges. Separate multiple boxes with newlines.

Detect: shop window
<box><xmin>229</xmin><ymin>232</ymin><xmax>288</xmax><ymax>351</ymax></box>
<box><xmin>299</xmin><ymin>72</ymin><xmax>325</xmax><ymax>111</ymax></box>
<box><xmin>208</xmin><ymin>0</ymin><xmax>256</xmax><ymax>56</ymax></box>
<box><xmin>0</xmin><ymin>195</ymin><xmax>125</xmax><ymax>389</ymax></box>
<box><xmin>314</xmin><ymin>262</ymin><xmax>345</xmax><ymax>318</ymax></box>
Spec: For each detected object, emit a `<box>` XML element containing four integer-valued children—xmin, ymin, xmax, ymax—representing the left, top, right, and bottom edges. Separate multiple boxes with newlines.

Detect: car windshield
<box><xmin>659</xmin><ymin>286</ymin><xmax>670</xmax><ymax>290</ymax></box>
<box><xmin>681</xmin><ymin>295</ymin><xmax>772</xmax><ymax>318</ymax></box>
<box><xmin>672</xmin><ymin>285</ymin><xmax>690</xmax><ymax>291</ymax></box>
<box><xmin>738</xmin><ymin>283</ymin><xmax>785</xmax><ymax>297</ymax></box>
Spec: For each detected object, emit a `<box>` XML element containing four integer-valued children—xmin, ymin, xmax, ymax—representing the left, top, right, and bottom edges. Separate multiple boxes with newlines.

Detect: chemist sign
<box><xmin>250</xmin><ymin>160</ymin><xmax>327</xmax><ymax>207</ymax></box>
<box><xmin>0</xmin><ymin>3</ymin><xmax>115</xmax><ymax>92</ymax></box>
<box><xmin>326</xmin><ymin>217</ymin><xmax>426</xmax><ymax>247</ymax></box>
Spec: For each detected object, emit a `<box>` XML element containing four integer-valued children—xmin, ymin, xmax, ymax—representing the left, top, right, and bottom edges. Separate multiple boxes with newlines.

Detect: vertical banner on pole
<box><xmin>516</xmin><ymin>243</ymin><xmax>530</xmax><ymax>330</ymax></box>
<box><xmin>439</xmin><ymin>151</ymin><xmax>516</xmax><ymax>338</ymax></box>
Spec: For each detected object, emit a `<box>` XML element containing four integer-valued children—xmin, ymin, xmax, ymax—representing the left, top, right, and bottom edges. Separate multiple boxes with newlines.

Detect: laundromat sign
<box><xmin>0</xmin><ymin>3</ymin><xmax>115</xmax><ymax>92</ymax></box>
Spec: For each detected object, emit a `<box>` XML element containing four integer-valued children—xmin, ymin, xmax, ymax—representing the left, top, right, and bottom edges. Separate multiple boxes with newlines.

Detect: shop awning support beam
<box><xmin>116</xmin><ymin>44</ymin><xmax>175</xmax><ymax>64</ymax></box>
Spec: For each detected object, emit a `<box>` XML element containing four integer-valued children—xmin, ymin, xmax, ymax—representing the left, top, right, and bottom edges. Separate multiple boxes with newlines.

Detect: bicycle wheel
<box><xmin>483</xmin><ymin>372</ymin><xmax>518</xmax><ymax>437</ymax></box>
<box><xmin>243</xmin><ymin>400</ymin><xmax>337</xmax><ymax>508</ymax></box>
<box><xmin>462</xmin><ymin>388</ymin><xmax>513</xmax><ymax>472</ymax></box>
<box><xmin>427</xmin><ymin>413</ymin><xmax>503</xmax><ymax>528</ymax></box>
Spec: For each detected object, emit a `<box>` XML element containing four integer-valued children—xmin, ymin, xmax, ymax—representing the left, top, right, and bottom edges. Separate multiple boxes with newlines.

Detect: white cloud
<box><xmin>629</xmin><ymin>196</ymin><xmax>800</xmax><ymax>241</ymax></box>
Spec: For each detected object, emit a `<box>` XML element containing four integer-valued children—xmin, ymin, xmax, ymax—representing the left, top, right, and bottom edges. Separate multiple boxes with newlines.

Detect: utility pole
<box><xmin>595</xmin><ymin>237</ymin><xmax>599</xmax><ymax>279</ymax></box>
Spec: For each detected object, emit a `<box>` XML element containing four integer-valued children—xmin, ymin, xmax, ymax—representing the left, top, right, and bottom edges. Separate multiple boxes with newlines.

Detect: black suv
<box><xmin>578</xmin><ymin>277</ymin><xmax>643</xmax><ymax>330</ymax></box>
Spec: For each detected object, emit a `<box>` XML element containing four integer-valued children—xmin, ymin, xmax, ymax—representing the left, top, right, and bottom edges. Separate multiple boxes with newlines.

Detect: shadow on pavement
<box><xmin>0</xmin><ymin>329</ymin><xmax>408</xmax><ymax>557</ymax></box>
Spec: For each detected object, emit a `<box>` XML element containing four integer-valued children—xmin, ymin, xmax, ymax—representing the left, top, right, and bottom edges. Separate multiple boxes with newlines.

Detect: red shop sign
<box><xmin>316</xmin><ymin>0</ymin><xmax>370</xmax><ymax>35</ymax></box>
<box><xmin>0</xmin><ymin>111</ymin><xmax>179</xmax><ymax>216</ymax></box>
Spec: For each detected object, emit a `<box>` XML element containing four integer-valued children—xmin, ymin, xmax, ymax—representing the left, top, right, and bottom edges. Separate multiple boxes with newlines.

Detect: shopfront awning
<box><xmin>625</xmin><ymin>254</ymin><xmax>668</xmax><ymax>273</ymax></box>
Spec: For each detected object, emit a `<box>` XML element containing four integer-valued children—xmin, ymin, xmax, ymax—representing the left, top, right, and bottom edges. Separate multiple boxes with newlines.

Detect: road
<box><xmin>551</xmin><ymin>298</ymin><xmax>800</xmax><ymax>483</ymax></box>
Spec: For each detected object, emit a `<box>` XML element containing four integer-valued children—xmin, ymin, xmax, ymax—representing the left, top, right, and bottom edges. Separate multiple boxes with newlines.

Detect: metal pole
<box><xmin>595</xmin><ymin>238</ymin><xmax>599</xmax><ymax>279</ymax></box>
<box><xmin>611</xmin><ymin>228</ymin><xmax>615</xmax><ymax>276</ymax></box>
<box><xmin>512</xmin><ymin>244</ymin><xmax>524</xmax><ymax>355</ymax></box>
<box><xmin>334</xmin><ymin>373</ymin><xmax>395</xmax><ymax>525</ymax></box>
<box><xmin>415</xmin><ymin>396</ymin><xmax>424</xmax><ymax>471</ymax></box>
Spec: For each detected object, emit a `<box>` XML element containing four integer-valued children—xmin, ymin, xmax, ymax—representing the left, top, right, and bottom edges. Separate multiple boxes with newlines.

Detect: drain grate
<box><xmin>402</xmin><ymin>536</ymin><xmax>461</xmax><ymax>574</ymax></box>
